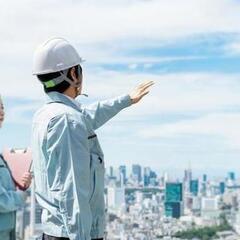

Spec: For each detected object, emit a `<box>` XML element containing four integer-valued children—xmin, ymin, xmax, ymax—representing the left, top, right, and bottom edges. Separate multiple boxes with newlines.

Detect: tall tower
<box><xmin>183</xmin><ymin>162</ymin><xmax>192</xmax><ymax>193</ymax></box>
<box><xmin>119</xmin><ymin>165</ymin><xmax>127</xmax><ymax>185</ymax></box>
<box><xmin>132</xmin><ymin>164</ymin><xmax>142</xmax><ymax>183</ymax></box>
<box><xmin>164</xmin><ymin>182</ymin><xmax>183</xmax><ymax>218</ymax></box>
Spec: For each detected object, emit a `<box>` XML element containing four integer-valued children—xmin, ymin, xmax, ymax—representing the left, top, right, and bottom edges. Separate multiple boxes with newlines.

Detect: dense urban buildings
<box><xmin>17</xmin><ymin>164</ymin><xmax>240</xmax><ymax>239</ymax></box>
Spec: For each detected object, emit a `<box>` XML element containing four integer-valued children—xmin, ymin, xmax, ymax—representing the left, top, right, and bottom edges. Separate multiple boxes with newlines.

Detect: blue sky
<box><xmin>1</xmin><ymin>0</ymin><xmax>240</xmax><ymax>179</ymax></box>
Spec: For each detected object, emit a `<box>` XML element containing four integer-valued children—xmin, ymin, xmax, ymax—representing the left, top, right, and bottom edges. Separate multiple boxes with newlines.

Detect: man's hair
<box><xmin>37</xmin><ymin>65</ymin><xmax>80</xmax><ymax>93</ymax></box>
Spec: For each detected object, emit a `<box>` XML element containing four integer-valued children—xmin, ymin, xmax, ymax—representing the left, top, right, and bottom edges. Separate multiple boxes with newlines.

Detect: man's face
<box><xmin>0</xmin><ymin>102</ymin><xmax>4</xmax><ymax>128</ymax></box>
<box><xmin>76</xmin><ymin>73</ymin><xmax>83</xmax><ymax>96</ymax></box>
<box><xmin>73</xmin><ymin>65</ymin><xmax>83</xmax><ymax>97</ymax></box>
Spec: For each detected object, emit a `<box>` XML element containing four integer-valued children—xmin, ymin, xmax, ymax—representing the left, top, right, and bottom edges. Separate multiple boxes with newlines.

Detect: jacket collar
<box><xmin>45</xmin><ymin>92</ymin><xmax>81</xmax><ymax>113</ymax></box>
<box><xmin>0</xmin><ymin>154</ymin><xmax>6</xmax><ymax>167</ymax></box>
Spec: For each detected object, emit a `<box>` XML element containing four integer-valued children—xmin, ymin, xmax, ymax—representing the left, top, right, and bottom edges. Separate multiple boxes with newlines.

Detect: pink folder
<box><xmin>2</xmin><ymin>148</ymin><xmax>32</xmax><ymax>191</ymax></box>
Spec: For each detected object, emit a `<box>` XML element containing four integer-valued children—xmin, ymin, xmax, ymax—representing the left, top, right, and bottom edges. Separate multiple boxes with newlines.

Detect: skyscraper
<box><xmin>119</xmin><ymin>165</ymin><xmax>127</xmax><ymax>185</ymax></box>
<box><xmin>228</xmin><ymin>172</ymin><xmax>235</xmax><ymax>181</ymax></box>
<box><xmin>165</xmin><ymin>202</ymin><xmax>181</xmax><ymax>218</ymax></box>
<box><xmin>132</xmin><ymin>164</ymin><xmax>142</xmax><ymax>183</ymax></box>
<box><xmin>219</xmin><ymin>182</ymin><xmax>225</xmax><ymax>194</ymax></box>
<box><xmin>110</xmin><ymin>166</ymin><xmax>114</xmax><ymax>177</ymax></box>
<box><xmin>183</xmin><ymin>168</ymin><xmax>192</xmax><ymax>192</ymax></box>
<box><xmin>107</xmin><ymin>186</ymin><xmax>125</xmax><ymax>210</ymax></box>
<box><xmin>165</xmin><ymin>182</ymin><xmax>183</xmax><ymax>218</ymax></box>
<box><xmin>144</xmin><ymin>167</ymin><xmax>151</xmax><ymax>186</ymax></box>
<box><xmin>190</xmin><ymin>179</ymin><xmax>199</xmax><ymax>196</ymax></box>
<box><xmin>201</xmin><ymin>174</ymin><xmax>207</xmax><ymax>196</ymax></box>
<box><xmin>165</xmin><ymin>183</ymin><xmax>183</xmax><ymax>202</ymax></box>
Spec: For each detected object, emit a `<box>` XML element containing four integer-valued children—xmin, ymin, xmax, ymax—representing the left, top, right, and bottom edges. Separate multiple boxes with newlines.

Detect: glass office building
<box><xmin>165</xmin><ymin>182</ymin><xmax>183</xmax><ymax>218</ymax></box>
<box><xmin>190</xmin><ymin>179</ymin><xmax>199</xmax><ymax>196</ymax></box>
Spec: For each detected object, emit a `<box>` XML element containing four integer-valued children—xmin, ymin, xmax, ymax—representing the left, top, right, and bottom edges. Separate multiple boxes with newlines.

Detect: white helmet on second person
<box><xmin>33</xmin><ymin>38</ymin><xmax>83</xmax><ymax>89</ymax></box>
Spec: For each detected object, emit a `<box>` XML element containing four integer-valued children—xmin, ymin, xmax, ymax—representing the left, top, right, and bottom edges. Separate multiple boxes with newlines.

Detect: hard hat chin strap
<box><xmin>42</xmin><ymin>70</ymin><xmax>81</xmax><ymax>89</ymax></box>
<box><xmin>60</xmin><ymin>72</ymin><xmax>81</xmax><ymax>88</ymax></box>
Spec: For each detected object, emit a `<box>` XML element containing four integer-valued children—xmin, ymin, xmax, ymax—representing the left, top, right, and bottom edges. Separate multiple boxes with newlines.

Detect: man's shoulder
<box><xmin>33</xmin><ymin>103</ymin><xmax>87</xmax><ymax>131</ymax></box>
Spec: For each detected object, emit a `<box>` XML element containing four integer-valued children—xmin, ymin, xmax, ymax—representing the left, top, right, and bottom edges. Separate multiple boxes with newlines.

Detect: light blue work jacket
<box><xmin>32</xmin><ymin>92</ymin><xmax>131</xmax><ymax>240</ymax></box>
<box><xmin>0</xmin><ymin>155</ymin><xmax>24</xmax><ymax>239</ymax></box>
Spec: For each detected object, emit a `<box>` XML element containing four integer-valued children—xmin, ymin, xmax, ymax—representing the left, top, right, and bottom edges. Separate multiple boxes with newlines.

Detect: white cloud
<box><xmin>84</xmin><ymin>71</ymin><xmax>240</xmax><ymax>115</ymax></box>
<box><xmin>1</xmin><ymin>0</ymin><xmax>240</xmax><ymax>171</ymax></box>
<box><xmin>5</xmin><ymin>101</ymin><xmax>42</xmax><ymax>124</ymax></box>
<box><xmin>1</xmin><ymin>0</ymin><xmax>240</xmax><ymax>60</ymax></box>
<box><xmin>225</xmin><ymin>41</ymin><xmax>240</xmax><ymax>55</ymax></box>
<box><xmin>139</xmin><ymin>113</ymin><xmax>240</xmax><ymax>149</ymax></box>
<box><xmin>143</xmin><ymin>63</ymin><xmax>153</xmax><ymax>69</ymax></box>
<box><xmin>1</xmin><ymin>0</ymin><xmax>240</xmax><ymax>101</ymax></box>
<box><xmin>128</xmin><ymin>63</ymin><xmax>138</xmax><ymax>70</ymax></box>
<box><xmin>3</xmin><ymin>70</ymin><xmax>240</xmax><ymax>120</ymax></box>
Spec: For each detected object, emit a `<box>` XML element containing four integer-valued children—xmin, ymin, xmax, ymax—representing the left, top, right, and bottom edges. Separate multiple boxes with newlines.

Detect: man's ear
<box><xmin>70</xmin><ymin>67</ymin><xmax>77</xmax><ymax>82</ymax></box>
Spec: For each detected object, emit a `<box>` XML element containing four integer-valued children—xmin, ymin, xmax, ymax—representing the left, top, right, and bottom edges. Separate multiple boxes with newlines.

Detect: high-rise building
<box><xmin>190</xmin><ymin>179</ymin><xmax>199</xmax><ymax>196</ymax></box>
<box><xmin>149</xmin><ymin>170</ymin><xmax>157</xmax><ymax>186</ymax></box>
<box><xmin>228</xmin><ymin>172</ymin><xmax>235</xmax><ymax>181</ymax></box>
<box><xmin>143</xmin><ymin>167</ymin><xmax>157</xmax><ymax>186</ymax></box>
<box><xmin>165</xmin><ymin>202</ymin><xmax>182</xmax><ymax>218</ymax></box>
<box><xmin>119</xmin><ymin>165</ymin><xmax>127</xmax><ymax>185</ymax></box>
<box><xmin>227</xmin><ymin>172</ymin><xmax>236</xmax><ymax>187</ymax></box>
<box><xmin>163</xmin><ymin>172</ymin><xmax>169</xmax><ymax>184</ymax></box>
<box><xmin>132</xmin><ymin>164</ymin><xmax>142</xmax><ymax>183</ymax></box>
<box><xmin>110</xmin><ymin>166</ymin><xmax>114</xmax><ymax>177</ymax></box>
<box><xmin>203</xmin><ymin>174</ymin><xmax>207</xmax><ymax>182</ymax></box>
<box><xmin>201</xmin><ymin>174</ymin><xmax>207</xmax><ymax>196</ymax></box>
<box><xmin>108</xmin><ymin>166</ymin><xmax>117</xmax><ymax>182</ymax></box>
<box><xmin>219</xmin><ymin>182</ymin><xmax>225</xmax><ymax>194</ymax></box>
<box><xmin>201</xmin><ymin>196</ymin><xmax>220</xmax><ymax>219</ymax></box>
<box><xmin>184</xmin><ymin>169</ymin><xmax>192</xmax><ymax>182</ymax></box>
<box><xmin>107</xmin><ymin>186</ymin><xmax>125</xmax><ymax>210</ymax></box>
<box><xmin>165</xmin><ymin>183</ymin><xmax>183</xmax><ymax>202</ymax></box>
<box><xmin>183</xmin><ymin>168</ymin><xmax>192</xmax><ymax>192</ymax></box>
<box><xmin>143</xmin><ymin>167</ymin><xmax>151</xmax><ymax>186</ymax></box>
<box><xmin>164</xmin><ymin>182</ymin><xmax>183</xmax><ymax>218</ymax></box>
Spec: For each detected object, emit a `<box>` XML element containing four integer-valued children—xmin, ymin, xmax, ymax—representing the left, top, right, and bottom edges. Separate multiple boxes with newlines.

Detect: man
<box><xmin>0</xmin><ymin>96</ymin><xmax>32</xmax><ymax>240</ymax></box>
<box><xmin>32</xmin><ymin>38</ymin><xmax>154</xmax><ymax>240</ymax></box>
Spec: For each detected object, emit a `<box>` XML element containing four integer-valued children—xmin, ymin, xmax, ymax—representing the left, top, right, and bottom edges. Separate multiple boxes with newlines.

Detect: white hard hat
<box><xmin>32</xmin><ymin>37</ymin><xmax>83</xmax><ymax>75</ymax></box>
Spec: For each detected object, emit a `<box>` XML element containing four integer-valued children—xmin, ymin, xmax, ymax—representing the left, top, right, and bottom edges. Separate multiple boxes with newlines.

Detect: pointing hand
<box><xmin>129</xmin><ymin>81</ymin><xmax>154</xmax><ymax>104</ymax></box>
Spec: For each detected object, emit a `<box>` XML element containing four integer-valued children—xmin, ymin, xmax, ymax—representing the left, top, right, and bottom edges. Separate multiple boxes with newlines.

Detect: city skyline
<box><xmin>11</xmin><ymin>156</ymin><xmax>240</xmax><ymax>239</ymax></box>
<box><xmin>1</xmin><ymin>0</ymin><xmax>240</xmax><ymax>177</ymax></box>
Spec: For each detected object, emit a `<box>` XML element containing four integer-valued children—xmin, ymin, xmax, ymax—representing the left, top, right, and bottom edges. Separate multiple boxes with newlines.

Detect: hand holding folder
<box><xmin>3</xmin><ymin>148</ymin><xmax>32</xmax><ymax>191</ymax></box>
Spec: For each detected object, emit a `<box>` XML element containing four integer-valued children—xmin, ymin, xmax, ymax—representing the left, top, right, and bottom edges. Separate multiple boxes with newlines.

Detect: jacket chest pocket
<box><xmin>89</xmin><ymin>153</ymin><xmax>105</xmax><ymax>204</ymax></box>
<box><xmin>88</xmin><ymin>132</ymin><xmax>104</xmax><ymax>156</ymax></box>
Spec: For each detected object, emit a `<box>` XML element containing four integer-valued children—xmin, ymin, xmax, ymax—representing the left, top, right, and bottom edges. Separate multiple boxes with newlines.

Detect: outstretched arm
<box><xmin>82</xmin><ymin>81</ymin><xmax>154</xmax><ymax>130</ymax></box>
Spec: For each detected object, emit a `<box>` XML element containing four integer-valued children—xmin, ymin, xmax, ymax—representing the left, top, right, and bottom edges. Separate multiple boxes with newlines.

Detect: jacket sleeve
<box><xmin>0</xmin><ymin>185</ymin><xmax>24</xmax><ymax>213</ymax></box>
<box><xmin>82</xmin><ymin>94</ymin><xmax>132</xmax><ymax>130</ymax></box>
<box><xmin>47</xmin><ymin>114</ymin><xmax>92</xmax><ymax>240</ymax></box>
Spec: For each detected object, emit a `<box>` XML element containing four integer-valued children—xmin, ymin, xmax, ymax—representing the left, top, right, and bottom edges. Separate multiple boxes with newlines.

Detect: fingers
<box><xmin>21</xmin><ymin>180</ymin><xmax>31</xmax><ymax>188</ymax></box>
<box><xmin>139</xmin><ymin>81</ymin><xmax>155</xmax><ymax>91</ymax></box>
<box><xmin>21</xmin><ymin>177</ymin><xmax>31</xmax><ymax>182</ymax></box>
<box><xmin>130</xmin><ymin>80</ymin><xmax>154</xmax><ymax>104</ymax></box>
<box><xmin>21</xmin><ymin>175</ymin><xmax>32</xmax><ymax>181</ymax></box>
<box><xmin>141</xmin><ymin>80</ymin><xmax>155</xmax><ymax>87</ymax></box>
<box><xmin>140</xmin><ymin>82</ymin><xmax>154</xmax><ymax>95</ymax></box>
<box><xmin>139</xmin><ymin>80</ymin><xmax>154</xmax><ymax>87</ymax></box>
<box><xmin>143</xmin><ymin>81</ymin><xmax>155</xmax><ymax>88</ymax></box>
<box><xmin>140</xmin><ymin>90</ymin><xmax>150</xmax><ymax>98</ymax></box>
<box><xmin>21</xmin><ymin>172</ymin><xmax>32</xmax><ymax>188</ymax></box>
<box><xmin>22</xmin><ymin>172</ymin><xmax>32</xmax><ymax>177</ymax></box>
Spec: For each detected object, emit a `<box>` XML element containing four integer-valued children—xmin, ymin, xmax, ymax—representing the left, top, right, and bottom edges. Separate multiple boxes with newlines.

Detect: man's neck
<box><xmin>63</xmin><ymin>87</ymin><xmax>76</xmax><ymax>99</ymax></box>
